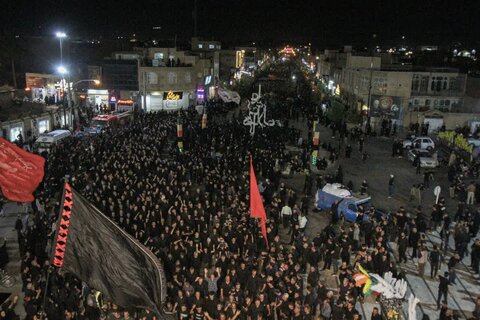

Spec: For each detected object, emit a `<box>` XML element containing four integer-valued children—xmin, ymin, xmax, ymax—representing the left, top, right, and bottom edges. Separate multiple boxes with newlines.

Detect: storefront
<box><xmin>5</xmin><ymin>122</ymin><xmax>24</xmax><ymax>142</ymax></box>
<box><xmin>32</xmin><ymin>116</ymin><xmax>51</xmax><ymax>135</ymax></box>
<box><xmin>87</xmin><ymin>89</ymin><xmax>109</xmax><ymax>108</ymax></box>
<box><xmin>25</xmin><ymin>73</ymin><xmax>62</xmax><ymax>104</ymax></box>
<box><xmin>143</xmin><ymin>90</ymin><xmax>192</xmax><ymax>112</ymax></box>
<box><xmin>117</xmin><ymin>99</ymin><xmax>135</xmax><ymax>112</ymax></box>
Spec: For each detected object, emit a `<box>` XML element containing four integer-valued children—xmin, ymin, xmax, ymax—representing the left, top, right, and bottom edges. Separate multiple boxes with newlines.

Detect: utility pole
<box><xmin>11</xmin><ymin>59</ymin><xmax>17</xmax><ymax>88</ymax></box>
<box><xmin>194</xmin><ymin>0</ymin><xmax>198</xmax><ymax>37</ymax></box>
<box><xmin>366</xmin><ymin>57</ymin><xmax>374</xmax><ymax>123</ymax></box>
<box><xmin>143</xmin><ymin>71</ymin><xmax>147</xmax><ymax>111</ymax></box>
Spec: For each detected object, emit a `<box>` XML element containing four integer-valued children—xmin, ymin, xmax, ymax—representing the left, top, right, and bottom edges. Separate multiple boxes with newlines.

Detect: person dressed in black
<box><xmin>429</xmin><ymin>245</ymin><xmax>441</xmax><ymax>279</ymax></box>
<box><xmin>398</xmin><ymin>232</ymin><xmax>408</xmax><ymax>263</ymax></box>
<box><xmin>345</xmin><ymin>145</ymin><xmax>352</xmax><ymax>158</ymax></box>
<box><xmin>360</xmin><ymin>180</ymin><xmax>368</xmax><ymax>195</ymax></box>
<box><xmin>437</xmin><ymin>272</ymin><xmax>451</xmax><ymax>309</ymax></box>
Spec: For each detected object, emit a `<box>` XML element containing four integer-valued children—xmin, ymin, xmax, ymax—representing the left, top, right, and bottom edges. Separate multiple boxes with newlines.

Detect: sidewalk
<box><xmin>0</xmin><ymin>202</ymin><xmax>29</xmax><ymax>317</ymax></box>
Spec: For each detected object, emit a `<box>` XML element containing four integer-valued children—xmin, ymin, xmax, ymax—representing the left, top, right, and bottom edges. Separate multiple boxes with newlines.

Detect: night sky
<box><xmin>3</xmin><ymin>0</ymin><xmax>480</xmax><ymax>46</ymax></box>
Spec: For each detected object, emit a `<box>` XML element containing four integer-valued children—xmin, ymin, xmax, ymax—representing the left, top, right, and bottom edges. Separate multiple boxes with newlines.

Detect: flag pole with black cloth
<box><xmin>51</xmin><ymin>182</ymin><xmax>167</xmax><ymax>317</ymax></box>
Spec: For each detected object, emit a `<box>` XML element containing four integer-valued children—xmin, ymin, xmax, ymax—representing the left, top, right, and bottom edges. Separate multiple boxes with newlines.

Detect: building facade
<box><xmin>317</xmin><ymin>51</ymin><xmax>467</xmax><ymax>127</ymax></box>
<box><xmin>138</xmin><ymin>47</ymin><xmax>212</xmax><ymax>111</ymax></box>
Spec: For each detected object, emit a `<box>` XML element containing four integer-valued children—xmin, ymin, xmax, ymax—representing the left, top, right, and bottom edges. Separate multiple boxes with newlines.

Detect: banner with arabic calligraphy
<box><xmin>163</xmin><ymin>91</ymin><xmax>183</xmax><ymax>100</ymax></box>
<box><xmin>0</xmin><ymin>138</ymin><xmax>45</xmax><ymax>202</ymax></box>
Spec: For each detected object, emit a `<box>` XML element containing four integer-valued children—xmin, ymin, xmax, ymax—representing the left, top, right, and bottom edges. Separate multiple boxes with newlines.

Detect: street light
<box><xmin>55</xmin><ymin>32</ymin><xmax>67</xmax><ymax>65</ymax></box>
<box><xmin>56</xmin><ymin>66</ymin><xmax>70</xmax><ymax>129</ymax></box>
<box><xmin>57</xmin><ymin>66</ymin><xmax>68</xmax><ymax>75</ymax></box>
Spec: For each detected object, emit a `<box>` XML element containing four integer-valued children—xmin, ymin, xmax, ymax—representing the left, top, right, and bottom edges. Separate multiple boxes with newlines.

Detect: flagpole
<box><xmin>41</xmin><ymin>180</ymin><xmax>68</xmax><ymax>313</ymax></box>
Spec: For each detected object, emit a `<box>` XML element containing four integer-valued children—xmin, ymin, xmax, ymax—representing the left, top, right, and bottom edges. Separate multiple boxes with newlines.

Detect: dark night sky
<box><xmin>3</xmin><ymin>0</ymin><xmax>480</xmax><ymax>47</ymax></box>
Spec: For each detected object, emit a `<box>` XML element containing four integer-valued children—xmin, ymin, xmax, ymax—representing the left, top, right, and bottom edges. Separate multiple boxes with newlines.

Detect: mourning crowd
<box><xmin>3</xmin><ymin>97</ymin><xmax>480</xmax><ymax>320</ymax></box>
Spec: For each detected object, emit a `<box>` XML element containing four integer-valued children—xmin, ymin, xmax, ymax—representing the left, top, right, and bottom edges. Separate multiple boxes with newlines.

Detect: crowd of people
<box><xmin>2</xmin><ymin>92</ymin><xmax>479</xmax><ymax>320</ymax></box>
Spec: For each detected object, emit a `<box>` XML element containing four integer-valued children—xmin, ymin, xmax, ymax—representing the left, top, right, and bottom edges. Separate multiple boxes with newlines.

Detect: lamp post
<box><xmin>57</xmin><ymin>66</ymin><xmax>69</xmax><ymax>128</ymax></box>
<box><xmin>366</xmin><ymin>57</ymin><xmax>374</xmax><ymax>128</ymax></box>
<box><xmin>56</xmin><ymin>32</ymin><xmax>68</xmax><ymax>128</ymax></box>
<box><xmin>55</xmin><ymin>32</ymin><xmax>67</xmax><ymax>65</ymax></box>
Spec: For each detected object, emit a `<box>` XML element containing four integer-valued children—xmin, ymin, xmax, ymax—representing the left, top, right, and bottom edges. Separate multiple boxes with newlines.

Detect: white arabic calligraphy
<box><xmin>243</xmin><ymin>90</ymin><xmax>276</xmax><ymax>136</ymax></box>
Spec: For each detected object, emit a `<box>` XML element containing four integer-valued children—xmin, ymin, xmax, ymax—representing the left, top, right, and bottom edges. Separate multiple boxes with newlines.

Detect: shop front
<box><xmin>117</xmin><ymin>99</ymin><xmax>135</xmax><ymax>112</ymax></box>
<box><xmin>143</xmin><ymin>90</ymin><xmax>192</xmax><ymax>112</ymax></box>
<box><xmin>25</xmin><ymin>73</ymin><xmax>61</xmax><ymax>104</ymax></box>
<box><xmin>87</xmin><ymin>89</ymin><xmax>109</xmax><ymax>109</ymax></box>
<box><xmin>32</xmin><ymin>116</ymin><xmax>51</xmax><ymax>136</ymax></box>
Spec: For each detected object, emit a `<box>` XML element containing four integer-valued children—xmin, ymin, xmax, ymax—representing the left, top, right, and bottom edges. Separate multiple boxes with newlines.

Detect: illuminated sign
<box><xmin>117</xmin><ymin>99</ymin><xmax>134</xmax><ymax>105</ymax></box>
<box><xmin>110</xmin><ymin>96</ymin><xmax>117</xmax><ymax>102</ymax></box>
<box><xmin>196</xmin><ymin>87</ymin><xmax>205</xmax><ymax>102</ymax></box>
<box><xmin>79</xmin><ymin>94</ymin><xmax>86</xmax><ymax>99</ymax></box>
<box><xmin>204</xmin><ymin>75</ymin><xmax>212</xmax><ymax>85</ymax></box>
<box><xmin>163</xmin><ymin>91</ymin><xmax>182</xmax><ymax>100</ymax></box>
<box><xmin>335</xmin><ymin>84</ymin><xmax>340</xmax><ymax>96</ymax></box>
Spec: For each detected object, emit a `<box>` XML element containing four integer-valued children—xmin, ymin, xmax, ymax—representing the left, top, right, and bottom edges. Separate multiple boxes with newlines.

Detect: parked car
<box><xmin>407</xmin><ymin>149</ymin><xmax>439</xmax><ymax>168</ymax></box>
<box><xmin>467</xmin><ymin>138</ymin><xmax>480</xmax><ymax>147</ymax></box>
<box><xmin>403</xmin><ymin>137</ymin><xmax>435</xmax><ymax>150</ymax></box>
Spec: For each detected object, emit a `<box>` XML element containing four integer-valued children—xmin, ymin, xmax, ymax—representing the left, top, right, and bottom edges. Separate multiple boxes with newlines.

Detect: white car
<box><xmin>407</xmin><ymin>149</ymin><xmax>439</xmax><ymax>168</ymax></box>
<box><xmin>403</xmin><ymin>137</ymin><xmax>435</xmax><ymax>150</ymax></box>
<box><xmin>467</xmin><ymin>138</ymin><xmax>480</xmax><ymax>147</ymax></box>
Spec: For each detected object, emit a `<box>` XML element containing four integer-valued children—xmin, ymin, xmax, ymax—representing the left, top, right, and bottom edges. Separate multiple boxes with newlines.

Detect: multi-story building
<box><xmin>84</xmin><ymin>52</ymin><xmax>141</xmax><ymax>112</ymax></box>
<box><xmin>138</xmin><ymin>47</ymin><xmax>212</xmax><ymax>111</ymax></box>
<box><xmin>317</xmin><ymin>50</ymin><xmax>467</xmax><ymax>129</ymax></box>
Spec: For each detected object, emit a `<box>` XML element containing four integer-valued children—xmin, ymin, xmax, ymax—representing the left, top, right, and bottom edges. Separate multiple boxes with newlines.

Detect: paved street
<box><xmin>281</xmin><ymin>117</ymin><xmax>480</xmax><ymax>319</ymax></box>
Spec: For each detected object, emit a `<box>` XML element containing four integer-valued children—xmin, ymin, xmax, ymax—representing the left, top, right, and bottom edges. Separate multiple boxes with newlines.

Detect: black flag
<box><xmin>52</xmin><ymin>183</ymin><xmax>167</xmax><ymax>316</ymax></box>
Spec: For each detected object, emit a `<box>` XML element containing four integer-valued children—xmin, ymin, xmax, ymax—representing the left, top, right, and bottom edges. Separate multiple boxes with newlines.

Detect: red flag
<box><xmin>0</xmin><ymin>138</ymin><xmax>45</xmax><ymax>202</ymax></box>
<box><xmin>250</xmin><ymin>157</ymin><xmax>268</xmax><ymax>247</ymax></box>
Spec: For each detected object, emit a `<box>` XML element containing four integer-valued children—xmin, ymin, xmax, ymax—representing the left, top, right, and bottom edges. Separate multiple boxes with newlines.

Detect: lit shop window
<box><xmin>9</xmin><ymin>126</ymin><xmax>23</xmax><ymax>142</ymax></box>
<box><xmin>38</xmin><ymin>119</ymin><xmax>49</xmax><ymax>134</ymax></box>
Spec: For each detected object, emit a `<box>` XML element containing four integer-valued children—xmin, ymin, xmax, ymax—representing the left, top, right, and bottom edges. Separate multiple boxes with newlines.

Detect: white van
<box><xmin>34</xmin><ymin>129</ymin><xmax>71</xmax><ymax>153</ymax></box>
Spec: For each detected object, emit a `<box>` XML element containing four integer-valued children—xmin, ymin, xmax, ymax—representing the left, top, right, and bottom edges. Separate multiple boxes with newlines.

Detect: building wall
<box><xmin>346</xmin><ymin>55</ymin><xmax>381</xmax><ymax>69</ymax></box>
<box><xmin>140</xmin><ymin>66</ymin><xmax>197</xmax><ymax>92</ymax></box>
<box><xmin>1</xmin><ymin>108</ymin><xmax>71</xmax><ymax>141</ymax></box>
<box><xmin>101</xmin><ymin>61</ymin><xmax>138</xmax><ymax>91</ymax></box>
<box><xmin>404</xmin><ymin>111</ymin><xmax>480</xmax><ymax>129</ymax></box>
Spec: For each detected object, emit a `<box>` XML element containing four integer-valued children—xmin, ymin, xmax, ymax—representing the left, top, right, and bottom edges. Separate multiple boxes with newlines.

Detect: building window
<box><xmin>209</xmin><ymin>44</ymin><xmax>214</xmax><ymax>49</ymax></box>
<box><xmin>425</xmin><ymin>99</ymin><xmax>431</xmax><ymax>106</ymax></box>
<box><xmin>154</xmin><ymin>52</ymin><xmax>164</xmax><ymax>60</ymax></box>
<box><xmin>420</xmin><ymin>76</ymin><xmax>429</xmax><ymax>92</ymax></box>
<box><xmin>445</xmin><ymin>100</ymin><xmax>450</xmax><ymax>106</ymax></box>
<box><xmin>198</xmin><ymin>44</ymin><xmax>203</xmax><ymax>49</ymax></box>
<box><xmin>148</xmin><ymin>72</ymin><xmax>158</xmax><ymax>85</ymax></box>
<box><xmin>9</xmin><ymin>126</ymin><xmax>23</xmax><ymax>142</ymax></box>
<box><xmin>38</xmin><ymin>119</ymin><xmax>49</xmax><ymax>134</ymax></box>
<box><xmin>414</xmin><ymin>99</ymin><xmax>419</xmax><ymax>105</ymax></box>
<box><xmin>168</xmin><ymin>72</ymin><xmax>177</xmax><ymax>84</ymax></box>
<box><xmin>61</xmin><ymin>114</ymin><xmax>70</xmax><ymax>127</ymax></box>
<box><xmin>412</xmin><ymin>75</ymin><xmax>420</xmax><ymax>91</ymax></box>
<box><xmin>449</xmin><ymin>77</ymin><xmax>458</xmax><ymax>91</ymax></box>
